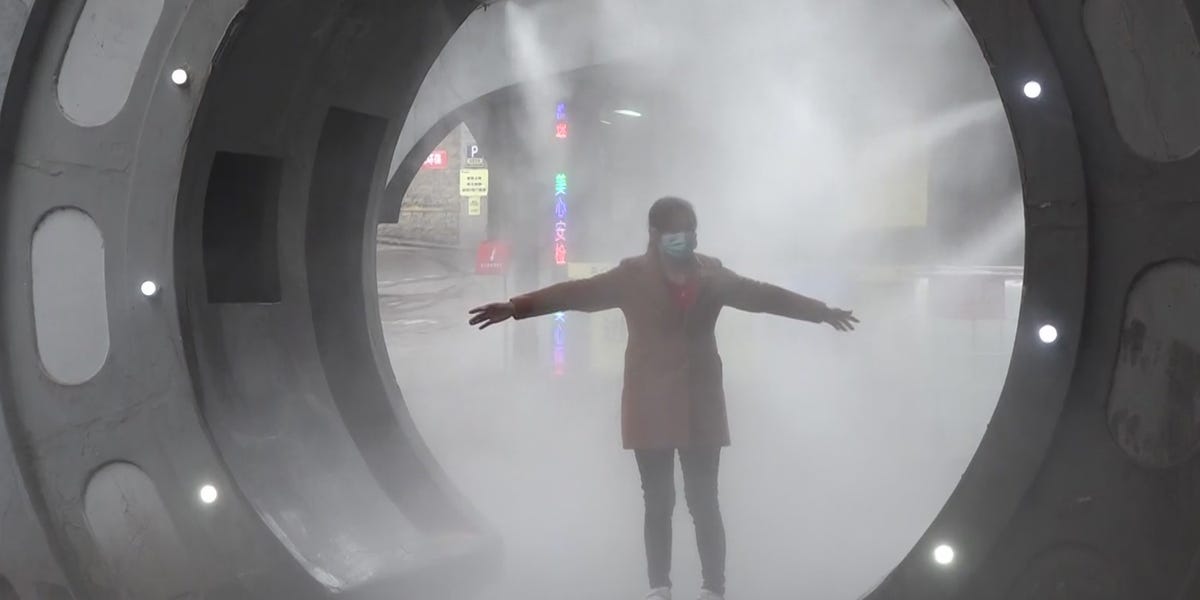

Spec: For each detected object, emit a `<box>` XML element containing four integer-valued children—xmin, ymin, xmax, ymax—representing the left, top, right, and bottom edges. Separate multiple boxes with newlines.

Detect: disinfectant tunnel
<box><xmin>1</xmin><ymin>1</ymin><xmax>1199</xmax><ymax>599</ymax></box>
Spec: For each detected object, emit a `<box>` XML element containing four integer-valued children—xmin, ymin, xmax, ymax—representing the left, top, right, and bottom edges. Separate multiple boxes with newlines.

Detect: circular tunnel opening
<box><xmin>172</xmin><ymin>0</ymin><xmax>1042</xmax><ymax>594</ymax></box>
<box><xmin>375</xmin><ymin>1</ymin><xmax>1023</xmax><ymax>598</ymax></box>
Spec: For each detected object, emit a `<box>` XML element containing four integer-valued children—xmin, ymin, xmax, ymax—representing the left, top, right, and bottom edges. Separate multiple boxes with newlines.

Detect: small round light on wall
<box><xmin>170</xmin><ymin>68</ymin><xmax>190</xmax><ymax>86</ymax></box>
<box><xmin>199</xmin><ymin>484</ymin><xmax>219</xmax><ymax>504</ymax></box>
<box><xmin>140</xmin><ymin>280</ymin><xmax>159</xmax><ymax>297</ymax></box>
<box><xmin>1023</xmin><ymin>80</ymin><xmax>1043</xmax><ymax>99</ymax></box>
<box><xmin>933</xmin><ymin>544</ymin><xmax>956</xmax><ymax>566</ymax></box>
<box><xmin>614</xmin><ymin>109</ymin><xmax>643</xmax><ymax>118</ymax></box>
<box><xmin>1039</xmin><ymin>324</ymin><xmax>1059</xmax><ymax>344</ymax></box>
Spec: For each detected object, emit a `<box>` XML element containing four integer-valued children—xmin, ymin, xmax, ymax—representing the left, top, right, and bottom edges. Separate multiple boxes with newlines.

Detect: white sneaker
<box><xmin>697</xmin><ymin>590</ymin><xmax>724</xmax><ymax>600</ymax></box>
<box><xmin>645</xmin><ymin>587</ymin><xmax>672</xmax><ymax>600</ymax></box>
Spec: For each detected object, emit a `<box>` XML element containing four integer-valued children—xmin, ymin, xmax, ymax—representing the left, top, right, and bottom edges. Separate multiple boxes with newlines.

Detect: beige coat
<box><xmin>512</xmin><ymin>252</ymin><xmax>830</xmax><ymax>449</ymax></box>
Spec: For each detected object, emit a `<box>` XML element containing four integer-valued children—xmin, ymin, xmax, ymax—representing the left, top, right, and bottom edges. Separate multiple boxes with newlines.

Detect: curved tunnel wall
<box><xmin>1</xmin><ymin>0</ymin><xmax>495</xmax><ymax>598</ymax></box>
<box><xmin>0</xmin><ymin>1</ymin><xmax>73</xmax><ymax>595</ymax></box>
<box><xmin>0</xmin><ymin>0</ymin><xmax>1199</xmax><ymax>598</ymax></box>
<box><xmin>0</xmin><ymin>0</ymin><xmax>338</xmax><ymax>597</ymax></box>
<box><xmin>175</xmin><ymin>0</ymin><xmax>500</xmax><ymax>596</ymax></box>
<box><xmin>962</xmin><ymin>0</ymin><xmax>1200</xmax><ymax>597</ymax></box>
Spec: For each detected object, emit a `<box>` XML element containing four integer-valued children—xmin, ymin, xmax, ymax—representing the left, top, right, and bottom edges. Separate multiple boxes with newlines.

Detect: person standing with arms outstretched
<box><xmin>468</xmin><ymin>197</ymin><xmax>858</xmax><ymax>600</ymax></box>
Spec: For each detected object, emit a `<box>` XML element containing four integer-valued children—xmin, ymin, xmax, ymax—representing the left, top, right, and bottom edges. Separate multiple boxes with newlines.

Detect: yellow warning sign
<box><xmin>467</xmin><ymin>196</ymin><xmax>482</xmax><ymax>216</ymax></box>
<box><xmin>460</xmin><ymin>168</ymin><xmax>489</xmax><ymax>196</ymax></box>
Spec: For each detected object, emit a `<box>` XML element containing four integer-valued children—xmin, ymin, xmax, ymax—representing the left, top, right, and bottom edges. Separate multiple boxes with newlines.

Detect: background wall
<box><xmin>381</xmin><ymin>123</ymin><xmax>491</xmax><ymax>248</ymax></box>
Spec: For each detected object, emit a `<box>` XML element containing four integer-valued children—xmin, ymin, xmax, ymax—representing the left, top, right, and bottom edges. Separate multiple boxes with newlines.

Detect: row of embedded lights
<box><xmin>932</xmin><ymin>323</ymin><xmax>1055</xmax><ymax>565</ymax></box>
<box><xmin>925</xmin><ymin>76</ymin><xmax>1046</xmax><ymax>571</ymax></box>
<box><xmin>166</xmin><ymin>70</ymin><xmax>1044</xmax><ymax>110</ymax></box>
<box><xmin>141</xmin><ymin>283</ymin><xmax>222</xmax><ymax>506</ymax></box>
<box><xmin>169</xmin><ymin>67</ymin><xmax>217</xmax><ymax>508</ymax></box>
<box><xmin>146</xmin><ymin>66</ymin><xmax>202</xmax><ymax>497</ymax></box>
<box><xmin>926</xmin><ymin>79</ymin><xmax>1048</xmax><ymax>570</ymax></box>
<box><xmin>168</xmin><ymin>69</ymin><xmax>1045</xmax><ymax>110</ymax></box>
<box><xmin>933</xmin><ymin>322</ymin><xmax>1057</xmax><ymax>566</ymax></box>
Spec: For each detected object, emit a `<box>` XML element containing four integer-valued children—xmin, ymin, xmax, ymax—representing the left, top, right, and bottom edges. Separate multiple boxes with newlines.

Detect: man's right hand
<box><xmin>468</xmin><ymin>301</ymin><xmax>517</xmax><ymax>330</ymax></box>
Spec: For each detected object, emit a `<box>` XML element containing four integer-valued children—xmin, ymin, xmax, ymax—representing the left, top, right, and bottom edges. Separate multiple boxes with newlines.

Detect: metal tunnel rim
<box><xmin>863</xmin><ymin>1</ymin><xmax>1089</xmax><ymax>596</ymax></box>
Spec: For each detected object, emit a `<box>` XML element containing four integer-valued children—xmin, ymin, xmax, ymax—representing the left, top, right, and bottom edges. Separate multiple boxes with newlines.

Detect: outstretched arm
<box><xmin>511</xmin><ymin>266</ymin><xmax>625</xmax><ymax>318</ymax></box>
<box><xmin>469</xmin><ymin>264</ymin><xmax>625</xmax><ymax>329</ymax></box>
<box><xmin>719</xmin><ymin>266</ymin><xmax>858</xmax><ymax>330</ymax></box>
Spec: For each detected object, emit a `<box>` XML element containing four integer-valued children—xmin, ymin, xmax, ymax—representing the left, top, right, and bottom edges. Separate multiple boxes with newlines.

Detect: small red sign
<box><xmin>422</xmin><ymin>149</ymin><xmax>448</xmax><ymax>170</ymax></box>
<box><xmin>476</xmin><ymin>241</ymin><xmax>511</xmax><ymax>275</ymax></box>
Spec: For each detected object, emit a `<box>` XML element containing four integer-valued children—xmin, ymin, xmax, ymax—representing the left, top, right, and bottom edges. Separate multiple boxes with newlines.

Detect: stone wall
<box><xmin>383</xmin><ymin>123</ymin><xmax>487</xmax><ymax>247</ymax></box>
<box><xmin>380</xmin><ymin>208</ymin><xmax>460</xmax><ymax>246</ymax></box>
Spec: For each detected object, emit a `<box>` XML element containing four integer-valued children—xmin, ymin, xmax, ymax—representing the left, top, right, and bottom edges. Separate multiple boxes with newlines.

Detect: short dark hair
<box><xmin>648</xmin><ymin>196</ymin><xmax>697</xmax><ymax>231</ymax></box>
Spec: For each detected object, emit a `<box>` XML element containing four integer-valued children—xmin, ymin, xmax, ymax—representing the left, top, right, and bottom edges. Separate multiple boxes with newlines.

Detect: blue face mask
<box><xmin>659</xmin><ymin>231</ymin><xmax>697</xmax><ymax>260</ymax></box>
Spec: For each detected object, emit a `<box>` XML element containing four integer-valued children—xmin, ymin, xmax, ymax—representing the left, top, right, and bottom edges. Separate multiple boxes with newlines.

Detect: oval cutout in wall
<box><xmin>84</xmin><ymin>462</ymin><xmax>192</xmax><ymax>598</ymax></box>
<box><xmin>57</xmin><ymin>0</ymin><xmax>165</xmax><ymax>126</ymax></box>
<box><xmin>1084</xmin><ymin>0</ymin><xmax>1200</xmax><ymax>162</ymax></box>
<box><xmin>31</xmin><ymin>208</ymin><xmax>110</xmax><ymax>385</ymax></box>
<box><xmin>1109</xmin><ymin>261</ymin><xmax>1200</xmax><ymax>468</ymax></box>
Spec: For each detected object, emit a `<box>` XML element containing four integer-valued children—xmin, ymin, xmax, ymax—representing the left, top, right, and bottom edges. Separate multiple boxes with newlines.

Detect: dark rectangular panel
<box><xmin>202</xmin><ymin>151</ymin><xmax>282</xmax><ymax>303</ymax></box>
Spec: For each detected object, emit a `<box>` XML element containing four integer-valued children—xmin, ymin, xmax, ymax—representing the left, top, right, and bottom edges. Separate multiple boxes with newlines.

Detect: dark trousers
<box><xmin>634</xmin><ymin>447</ymin><xmax>726</xmax><ymax>595</ymax></box>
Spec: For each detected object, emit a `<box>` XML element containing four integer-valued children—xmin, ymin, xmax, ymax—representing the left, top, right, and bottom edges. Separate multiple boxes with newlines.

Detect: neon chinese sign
<box><xmin>556</xmin><ymin>102</ymin><xmax>569</xmax><ymax>139</ymax></box>
<box><xmin>553</xmin><ymin>101</ymin><xmax>569</xmax><ymax>376</ymax></box>
<box><xmin>554</xmin><ymin>173</ymin><xmax>568</xmax><ymax>266</ymax></box>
